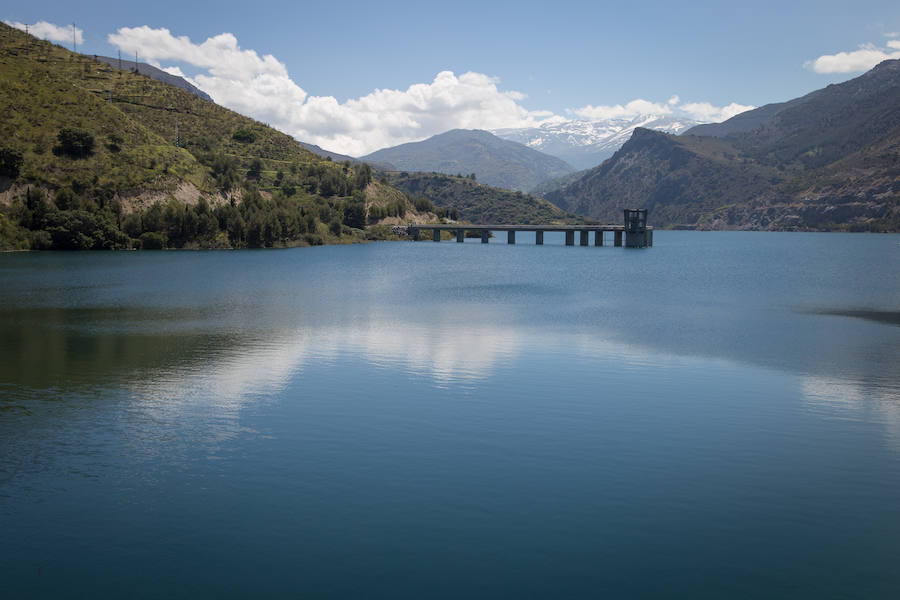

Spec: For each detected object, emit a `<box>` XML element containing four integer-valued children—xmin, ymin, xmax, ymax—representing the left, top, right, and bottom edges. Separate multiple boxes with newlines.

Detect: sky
<box><xmin>4</xmin><ymin>0</ymin><xmax>900</xmax><ymax>155</ymax></box>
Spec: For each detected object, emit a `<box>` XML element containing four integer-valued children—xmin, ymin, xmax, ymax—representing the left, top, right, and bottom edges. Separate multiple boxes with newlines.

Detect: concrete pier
<box><xmin>405</xmin><ymin>211</ymin><xmax>653</xmax><ymax>249</ymax></box>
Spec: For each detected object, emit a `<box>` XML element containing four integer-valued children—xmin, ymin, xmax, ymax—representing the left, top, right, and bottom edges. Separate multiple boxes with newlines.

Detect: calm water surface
<box><xmin>1</xmin><ymin>232</ymin><xmax>899</xmax><ymax>598</ymax></box>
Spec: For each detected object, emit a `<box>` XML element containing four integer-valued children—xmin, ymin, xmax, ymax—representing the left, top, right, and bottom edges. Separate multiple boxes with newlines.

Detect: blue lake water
<box><xmin>1</xmin><ymin>231</ymin><xmax>899</xmax><ymax>598</ymax></box>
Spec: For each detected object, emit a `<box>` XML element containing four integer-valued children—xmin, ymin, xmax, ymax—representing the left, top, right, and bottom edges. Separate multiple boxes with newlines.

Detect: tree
<box><xmin>342</xmin><ymin>200</ymin><xmax>366</xmax><ymax>229</ymax></box>
<box><xmin>142</xmin><ymin>202</ymin><xmax>165</xmax><ymax>232</ymax></box>
<box><xmin>121</xmin><ymin>213</ymin><xmax>142</xmax><ymax>238</ymax></box>
<box><xmin>209</xmin><ymin>154</ymin><xmax>239</xmax><ymax>190</ymax></box>
<box><xmin>0</xmin><ymin>148</ymin><xmax>23</xmax><ymax>178</ymax></box>
<box><xmin>354</xmin><ymin>164</ymin><xmax>372</xmax><ymax>190</ymax></box>
<box><xmin>247</xmin><ymin>158</ymin><xmax>263</xmax><ymax>181</ymax></box>
<box><xmin>54</xmin><ymin>128</ymin><xmax>95</xmax><ymax>158</ymax></box>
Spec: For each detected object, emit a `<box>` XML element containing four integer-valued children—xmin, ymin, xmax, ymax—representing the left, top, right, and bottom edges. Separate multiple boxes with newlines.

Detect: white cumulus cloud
<box><xmin>108</xmin><ymin>26</ymin><xmax>309</xmax><ymax>131</ymax></box>
<box><xmin>805</xmin><ymin>40</ymin><xmax>900</xmax><ymax>73</ymax></box>
<box><xmin>106</xmin><ymin>25</ymin><xmax>755</xmax><ymax>155</ymax></box>
<box><xmin>570</xmin><ymin>97</ymin><xmax>753</xmax><ymax>124</ymax></box>
<box><xmin>5</xmin><ymin>19</ymin><xmax>83</xmax><ymax>45</ymax></box>
<box><xmin>107</xmin><ymin>26</ymin><xmax>556</xmax><ymax>156</ymax></box>
<box><xmin>571</xmin><ymin>99</ymin><xmax>674</xmax><ymax>120</ymax></box>
<box><xmin>679</xmin><ymin>101</ymin><xmax>756</xmax><ymax>122</ymax></box>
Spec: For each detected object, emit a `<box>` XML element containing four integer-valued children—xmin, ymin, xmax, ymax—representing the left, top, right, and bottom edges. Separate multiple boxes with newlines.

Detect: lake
<box><xmin>1</xmin><ymin>231</ymin><xmax>899</xmax><ymax>598</ymax></box>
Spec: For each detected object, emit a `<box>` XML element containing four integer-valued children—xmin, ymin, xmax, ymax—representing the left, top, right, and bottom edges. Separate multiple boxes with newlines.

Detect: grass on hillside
<box><xmin>0</xmin><ymin>23</ymin><xmax>442</xmax><ymax>249</ymax></box>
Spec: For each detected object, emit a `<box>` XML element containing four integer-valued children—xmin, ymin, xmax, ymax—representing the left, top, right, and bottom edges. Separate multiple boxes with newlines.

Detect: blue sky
<box><xmin>5</xmin><ymin>0</ymin><xmax>900</xmax><ymax>154</ymax></box>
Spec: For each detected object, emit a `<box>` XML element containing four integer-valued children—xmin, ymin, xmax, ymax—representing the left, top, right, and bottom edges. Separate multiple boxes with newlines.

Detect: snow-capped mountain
<box><xmin>492</xmin><ymin>115</ymin><xmax>701</xmax><ymax>170</ymax></box>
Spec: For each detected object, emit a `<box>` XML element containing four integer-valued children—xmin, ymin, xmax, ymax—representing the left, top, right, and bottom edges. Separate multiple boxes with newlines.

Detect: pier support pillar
<box><xmin>580</xmin><ymin>231</ymin><xmax>589</xmax><ymax>246</ymax></box>
<box><xmin>625</xmin><ymin>231</ymin><xmax>651</xmax><ymax>248</ymax></box>
<box><xmin>565</xmin><ymin>230</ymin><xmax>575</xmax><ymax>246</ymax></box>
<box><xmin>614</xmin><ymin>231</ymin><xmax>623</xmax><ymax>247</ymax></box>
<box><xmin>457</xmin><ymin>229</ymin><xmax>465</xmax><ymax>243</ymax></box>
<box><xmin>508</xmin><ymin>231</ymin><xmax>516</xmax><ymax>244</ymax></box>
<box><xmin>433</xmin><ymin>229</ymin><xmax>441</xmax><ymax>242</ymax></box>
<box><xmin>481</xmin><ymin>231</ymin><xmax>490</xmax><ymax>244</ymax></box>
<box><xmin>535</xmin><ymin>230</ymin><xmax>543</xmax><ymax>245</ymax></box>
<box><xmin>409</xmin><ymin>228</ymin><xmax>419</xmax><ymax>241</ymax></box>
<box><xmin>595</xmin><ymin>231</ymin><xmax>603</xmax><ymax>246</ymax></box>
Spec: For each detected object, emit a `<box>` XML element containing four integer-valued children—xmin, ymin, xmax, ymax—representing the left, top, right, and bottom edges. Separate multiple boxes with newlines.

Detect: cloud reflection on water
<box><xmin>802</xmin><ymin>376</ymin><xmax>900</xmax><ymax>451</ymax></box>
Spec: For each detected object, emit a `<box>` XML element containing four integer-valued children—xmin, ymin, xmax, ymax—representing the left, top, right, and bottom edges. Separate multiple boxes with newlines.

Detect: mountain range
<box><xmin>361</xmin><ymin>129</ymin><xmax>575</xmax><ymax>192</ymax></box>
<box><xmin>543</xmin><ymin>59</ymin><xmax>900</xmax><ymax>231</ymax></box>
<box><xmin>492</xmin><ymin>116</ymin><xmax>700</xmax><ymax>170</ymax></box>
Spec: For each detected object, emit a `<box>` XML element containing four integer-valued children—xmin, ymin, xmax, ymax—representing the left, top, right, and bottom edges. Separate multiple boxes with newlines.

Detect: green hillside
<box><xmin>0</xmin><ymin>23</ymin><xmax>430</xmax><ymax>249</ymax></box>
<box><xmin>386</xmin><ymin>171</ymin><xmax>582</xmax><ymax>224</ymax></box>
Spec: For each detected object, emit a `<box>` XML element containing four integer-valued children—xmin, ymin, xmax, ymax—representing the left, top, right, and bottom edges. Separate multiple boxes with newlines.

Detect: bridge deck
<box><xmin>409</xmin><ymin>224</ymin><xmax>652</xmax><ymax>232</ymax></box>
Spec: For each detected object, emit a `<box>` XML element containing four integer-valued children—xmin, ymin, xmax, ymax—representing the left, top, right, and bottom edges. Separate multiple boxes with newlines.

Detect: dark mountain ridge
<box><xmin>546</xmin><ymin>60</ymin><xmax>900</xmax><ymax>231</ymax></box>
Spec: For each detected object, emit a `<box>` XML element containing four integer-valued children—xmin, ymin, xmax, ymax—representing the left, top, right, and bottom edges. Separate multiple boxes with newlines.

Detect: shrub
<box><xmin>54</xmin><ymin>128</ymin><xmax>95</xmax><ymax>158</ymax></box>
<box><xmin>54</xmin><ymin>188</ymin><xmax>79</xmax><ymax>211</ymax></box>
<box><xmin>232</xmin><ymin>129</ymin><xmax>256</xmax><ymax>143</ymax></box>
<box><xmin>106</xmin><ymin>134</ymin><xmax>123</xmax><ymax>153</ymax></box>
<box><xmin>139</xmin><ymin>231</ymin><xmax>167</xmax><ymax>249</ymax></box>
<box><xmin>0</xmin><ymin>147</ymin><xmax>24</xmax><ymax>178</ymax></box>
<box><xmin>30</xmin><ymin>230</ymin><xmax>53</xmax><ymax>249</ymax></box>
